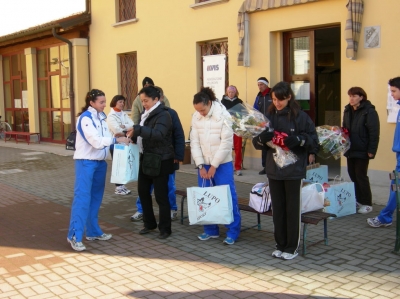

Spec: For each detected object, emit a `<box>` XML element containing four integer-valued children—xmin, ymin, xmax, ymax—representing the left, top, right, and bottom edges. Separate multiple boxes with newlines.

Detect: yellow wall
<box><xmin>90</xmin><ymin>0</ymin><xmax>400</xmax><ymax>173</ymax></box>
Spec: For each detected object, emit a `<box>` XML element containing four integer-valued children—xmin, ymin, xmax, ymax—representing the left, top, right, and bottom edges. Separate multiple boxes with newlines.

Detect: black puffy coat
<box><xmin>164</xmin><ymin>106</ymin><xmax>185</xmax><ymax>170</ymax></box>
<box><xmin>252</xmin><ymin>107</ymin><xmax>319</xmax><ymax>180</ymax></box>
<box><xmin>132</xmin><ymin>105</ymin><xmax>174</xmax><ymax>161</ymax></box>
<box><xmin>342</xmin><ymin>100</ymin><xmax>380</xmax><ymax>159</ymax></box>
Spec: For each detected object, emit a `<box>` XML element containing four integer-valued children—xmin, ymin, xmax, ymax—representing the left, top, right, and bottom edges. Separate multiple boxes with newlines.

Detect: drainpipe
<box><xmin>52</xmin><ymin>28</ymin><xmax>75</xmax><ymax>129</ymax></box>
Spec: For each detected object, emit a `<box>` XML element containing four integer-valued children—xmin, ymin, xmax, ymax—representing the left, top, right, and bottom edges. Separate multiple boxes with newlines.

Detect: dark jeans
<box><xmin>137</xmin><ymin>158</ymin><xmax>173</xmax><ymax>234</ymax></box>
<box><xmin>268</xmin><ymin>178</ymin><xmax>302</xmax><ymax>254</ymax></box>
<box><xmin>347</xmin><ymin>158</ymin><xmax>372</xmax><ymax>206</ymax></box>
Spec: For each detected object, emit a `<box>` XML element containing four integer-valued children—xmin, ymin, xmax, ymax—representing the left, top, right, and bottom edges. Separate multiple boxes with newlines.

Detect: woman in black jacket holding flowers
<box><xmin>253</xmin><ymin>81</ymin><xmax>319</xmax><ymax>260</ymax></box>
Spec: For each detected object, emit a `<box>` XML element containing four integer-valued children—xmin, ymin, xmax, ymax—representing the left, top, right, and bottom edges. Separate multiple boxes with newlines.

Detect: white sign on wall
<box><xmin>202</xmin><ymin>54</ymin><xmax>226</xmax><ymax>101</ymax></box>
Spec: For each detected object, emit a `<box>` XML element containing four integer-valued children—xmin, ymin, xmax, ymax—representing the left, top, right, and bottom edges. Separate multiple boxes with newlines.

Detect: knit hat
<box><xmin>142</xmin><ymin>77</ymin><xmax>154</xmax><ymax>87</ymax></box>
<box><xmin>257</xmin><ymin>77</ymin><xmax>269</xmax><ymax>86</ymax></box>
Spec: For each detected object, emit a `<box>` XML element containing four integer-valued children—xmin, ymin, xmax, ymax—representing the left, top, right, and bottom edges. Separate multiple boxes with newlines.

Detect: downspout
<box><xmin>52</xmin><ymin>27</ymin><xmax>75</xmax><ymax>129</ymax></box>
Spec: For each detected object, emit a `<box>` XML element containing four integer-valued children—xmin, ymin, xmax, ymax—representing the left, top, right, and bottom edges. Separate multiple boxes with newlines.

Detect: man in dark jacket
<box><xmin>130</xmin><ymin>87</ymin><xmax>185</xmax><ymax>222</ymax></box>
<box><xmin>253</xmin><ymin>77</ymin><xmax>272</xmax><ymax>174</ymax></box>
<box><xmin>343</xmin><ymin>87</ymin><xmax>380</xmax><ymax>214</ymax></box>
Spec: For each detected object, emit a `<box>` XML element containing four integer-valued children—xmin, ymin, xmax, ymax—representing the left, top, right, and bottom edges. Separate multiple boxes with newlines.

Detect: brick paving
<box><xmin>0</xmin><ymin>144</ymin><xmax>399</xmax><ymax>298</ymax></box>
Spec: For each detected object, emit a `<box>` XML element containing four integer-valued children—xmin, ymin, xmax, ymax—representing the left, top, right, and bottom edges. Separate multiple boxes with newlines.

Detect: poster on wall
<box><xmin>202</xmin><ymin>54</ymin><xmax>226</xmax><ymax>101</ymax></box>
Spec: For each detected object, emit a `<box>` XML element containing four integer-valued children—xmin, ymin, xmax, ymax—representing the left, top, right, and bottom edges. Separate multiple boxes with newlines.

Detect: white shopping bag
<box><xmin>301</xmin><ymin>182</ymin><xmax>325</xmax><ymax>213</ymax></box>
<box><xmin>323</xmin><ymin>181</ymin><xmax>356</xmax><ymax>217</ymax></box>
<box><xmin>186</xmin><ymin>184</ymin><xmax>234</xmax><ymax>225</ymax></box>
<box><xmin>306</xmin><ymin>163</ymin><xmax>329</xmax><ymax>184</ymax></box>
<box><xmin>249</xmin><ymin>182</ymin><xmax>271</xmax><ymax>213</ymax></box>
<box><xmin>110</xmin><ymin>144</ymin><xmax>139</xmax><ymax>184</ymax></box>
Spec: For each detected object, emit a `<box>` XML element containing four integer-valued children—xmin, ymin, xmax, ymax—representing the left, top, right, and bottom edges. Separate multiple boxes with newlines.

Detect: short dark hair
<box><xmin>193</xmin><ymin>87</ymin><xmax>216</xmax><ymax>105</ymax></box>
<box><xmin>389</xmin><ymin>77</ymin><xmax>400</xmax><ymax>89</ymax></box>
<box><xmin>347</xmin><ymin>87</ymin><xmax>367</xmax><ymax>101</ymax></box>
<box><xmin>139</xmin><ymin>85</ymin><xmax>160</xmax><ymax>100</ymax></box>
<box><xmin>110</xmin><ymin>95</ymin><xmax>126</xmax><ymax>107</ymax></box>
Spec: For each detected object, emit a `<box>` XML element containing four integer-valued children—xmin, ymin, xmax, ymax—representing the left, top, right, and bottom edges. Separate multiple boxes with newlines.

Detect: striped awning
<box><xmin>237</xmin><ymin>0</ymin><xmax>319</xmax><ymax>66</ymax></box>
<box><xmin>345</xmin><ymin>0</ymin><xmax>364</xmax><ymax>60</ymax></box>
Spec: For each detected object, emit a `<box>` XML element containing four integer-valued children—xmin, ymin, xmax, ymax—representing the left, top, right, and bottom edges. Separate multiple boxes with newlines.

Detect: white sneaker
<box><xmin>130</xmin><ymin>211</ymin><xmax>143</xmax><ymax>221</ymax></box>
<box><xmin>281</xmin><ymin>252</ymin><xmax>298</xmax><ymax>260</ymax></box>
<box><xmin>121</xmin><ymin>185</ymin><xmax>131</xmax><ymax>194</ymax></box>
<box><xmin>235</xmin><ymin>170</ymin><xmax>242</xmax><ymax>176</ymax></box>
<box><xmin>272</xmin><ymin>250</ymin><xmax>282</xmax><ymax>258</ymax></box>
<box><xmin>171</xmin><ymin>210</ymin><xmax>178</xmax><ymax>220</ymax></box>
<box><xmin>67</xmin><ymin>236</ymin><xmax>86</xmax><ymax>251</ymax></box>
<box><xmin>86</xmin><ymin>233</ymin><xmax>112</xmax><ymax>241</ymax></box>
<box><xmin>115</xmin><ymin>185</ymin><xmax>130</xmax><ymax>195</ymax></box>
<box><xmin>358</xmin><ymin>205</ymin><xmax>373</xmax><ymax>214</ymax></box>
<box><xmin>367</xmin><ymin>217</ymin><xmax>392</xmax><ymax>228</ymax></box>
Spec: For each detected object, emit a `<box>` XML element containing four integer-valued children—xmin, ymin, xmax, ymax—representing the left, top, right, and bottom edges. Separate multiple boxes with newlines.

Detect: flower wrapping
<box><xmin>266</xmin><ymin>131</ymin><xmax>298</xmax><ymax>169</ymax></box>
<box><xmin>224</xmin><ymin>103</ymin><xmax>270</xmax><ymax>138</ymax></box>
<box><xmin>316</xmin><ymin>125</ymin><xmax>350</xmax><ymax>160</ymax></box>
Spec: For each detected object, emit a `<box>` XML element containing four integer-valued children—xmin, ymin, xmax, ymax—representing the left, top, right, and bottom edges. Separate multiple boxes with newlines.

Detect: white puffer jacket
<box><xmin>107</xmin><ymin>108</ymin><xmax>134</xmax><ymax>136</ymax></box>
<box><xmin>190</xmin><ymin>101</ymin><xmax>233</xmax><ymax>168</ymax></box>
<box><xmin>73</xmin><ymin>107</ymin><xmax>114</xmax><ymax>160</ymax></box>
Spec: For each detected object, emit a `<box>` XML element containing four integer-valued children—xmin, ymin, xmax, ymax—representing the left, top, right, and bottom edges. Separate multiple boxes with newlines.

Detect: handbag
<box><xmin>110</xmin><ymin>144</ymin><xmax>139</xmax><ymax>184</ymax></box>
<box><xmin>249</xmin><ymin>182</ymin><xmax>271</xmax><ymax>213</ymax></box>
<box><xmin>142</xmin><ymin>152</ymin><xmax>162</xmax><ymax>176</ymax></box>
<box><xmin>186</xmin><ymin>180</ymin><xmax>234</xmax><ymax>225</ymax></box>
<box><xmin>301</xmin><ymin>182</ymin><xmax>325</xmax><ymax>213</ymax></box>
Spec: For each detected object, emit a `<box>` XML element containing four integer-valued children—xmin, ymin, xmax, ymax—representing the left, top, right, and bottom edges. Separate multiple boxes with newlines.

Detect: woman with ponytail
<box><xmin>67</xmin><ymin>89</ymin><xmax>130</xmax><ymax>251</ymax></box>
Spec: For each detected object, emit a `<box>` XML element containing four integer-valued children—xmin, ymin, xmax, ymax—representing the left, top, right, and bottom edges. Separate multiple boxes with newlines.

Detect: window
<box><xmin>200</xmin><ymin>40</ymin><xmax>229</xmax><ymax>88</ymax></box>
<box><xmin>118</xmin><ymin>0</ymin><xmax>136</xmax><ymax>22</ymax></box>
<box><xmin>2</xmin><ymin>52</ymin><xmax>28</xmax><ymax>132</ymax></box>
<box><xmin>119</xmin><ymin>52</ymin><xmax>138</xmax><ymax>110</ymax></box>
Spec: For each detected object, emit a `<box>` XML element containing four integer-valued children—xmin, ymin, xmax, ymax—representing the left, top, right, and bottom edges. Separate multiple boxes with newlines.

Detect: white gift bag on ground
<box><xmin>249</xmin><ymin>182</ymin><xmax>271</xmax><ymax>213</ymax></box>
<box><xmin>187</xmin><ymin>184</ymin><xmax>234</xmax><ymax>225</ymax></box>
<box><xmin>301</xmin><ymin>182</ymin><xmax>325</xmax><ymax>213</ymax></box>
<box><xmin>110</xmin><ymin>143</ymin><xmax>139</xmax><ymax>184</ymax></box>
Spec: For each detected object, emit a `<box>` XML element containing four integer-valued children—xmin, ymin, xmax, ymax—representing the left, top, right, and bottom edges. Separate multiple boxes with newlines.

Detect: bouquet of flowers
<box><xmin>225</xmin><ymin>103</ymin><xmax>270</xmax><ymax>138</ymax></box>
<box><xmin>266</xmin><ymin>131</ymin><xmax>298</xmax><ymax>169</ymax></box>
<box><xmin>316</xmin><ymin>125</ymin><xmax>350</xmax><ymax>160</ymax></box>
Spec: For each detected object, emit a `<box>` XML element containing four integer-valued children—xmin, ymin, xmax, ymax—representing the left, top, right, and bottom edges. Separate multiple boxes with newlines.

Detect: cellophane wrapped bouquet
<box><xmin>224</xmin><ymin>103</ymin><xmax>270</xmax><ymax>138</ymax></box>
<box><xmin>316</xmin><ymin>125</ymin><xmax>350</xmax><ymax>160</ymax></box>
<box><xmin>266</xmin><ymin>131</ymin><xmax>298</xmax><ymax>169</ymax></box>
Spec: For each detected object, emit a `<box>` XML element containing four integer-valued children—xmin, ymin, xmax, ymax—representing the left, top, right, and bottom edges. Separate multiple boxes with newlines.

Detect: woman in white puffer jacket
<box><xmin>190</xmin><ymin>87</ymin><xmax>241</xmax><ymax>245</ymax></box>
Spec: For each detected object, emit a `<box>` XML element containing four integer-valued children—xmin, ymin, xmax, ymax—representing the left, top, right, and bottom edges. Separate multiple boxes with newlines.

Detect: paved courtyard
<box><xmin>0</xmin><ymin>142</ymin><xmax>399</xmax><ymax>299</ymax></box>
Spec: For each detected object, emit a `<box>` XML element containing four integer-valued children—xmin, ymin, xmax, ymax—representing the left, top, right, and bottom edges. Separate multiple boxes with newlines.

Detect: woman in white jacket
<box><xmin>67</xmin><ymin>89</ymin><xmax>130</xmax><ymax>251</ymax></box>
<box><xmin>107</xmin><ymin>95</ymin><xmax>135</xmax><ymax>195</ymax></box>
<box><xmin>190</xmin><ymin>87</ymin><xmax>241</xmax><ymax>245</ymax></box>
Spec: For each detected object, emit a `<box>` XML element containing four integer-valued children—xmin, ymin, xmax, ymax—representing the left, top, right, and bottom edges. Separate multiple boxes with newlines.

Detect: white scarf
<box><xmin>137</xmin><ymin>101</ymin><xmax>161</xmax><ymax>153</ymax></box>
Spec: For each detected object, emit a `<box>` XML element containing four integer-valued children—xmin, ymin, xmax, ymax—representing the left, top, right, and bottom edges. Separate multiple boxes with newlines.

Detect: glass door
<box><xmin>283</xmin><ymin>31</ymin><xmax>315</xmax><ymax>122</ymax></box>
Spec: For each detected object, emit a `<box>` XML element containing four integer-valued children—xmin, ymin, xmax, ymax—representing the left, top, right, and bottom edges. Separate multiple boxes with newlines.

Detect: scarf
<box><xmin>137</xmin><ymin>101</ymin><xmax>161</xmax><ymax>153</ymax></box>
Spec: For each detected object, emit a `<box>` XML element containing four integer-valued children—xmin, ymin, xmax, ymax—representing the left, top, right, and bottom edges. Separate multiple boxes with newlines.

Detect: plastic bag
<box><xmin>316</xmin><ymin>125</ymin><xmax>350</xmax><ymax>160</ymax></box>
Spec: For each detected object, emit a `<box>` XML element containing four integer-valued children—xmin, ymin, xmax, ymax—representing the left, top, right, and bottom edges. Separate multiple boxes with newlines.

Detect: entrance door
<box><xmin>284</xmin><ymin>27</ymin><xmax>341</xmax><ymax>178</ymax></box>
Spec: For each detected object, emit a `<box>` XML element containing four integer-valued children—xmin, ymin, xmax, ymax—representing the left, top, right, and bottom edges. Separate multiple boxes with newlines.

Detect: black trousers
<box><xmin>268</xmin><ymin>178</ymin><xmax>302</xmax><ymax>254</ymax></box>
<box><xmin>138</xmin><ymin>159</ymin><xmax>173</xmax><ymax>234</ymax></box>
<box><xmin>262</xmin><ymin>148</ymin><xmax>267</xmax><ymax>168</ymax></box>
<box><xmin>347</xmin><ymin>158</ymin><xmax>372</xmax><ymax>206</ymax></box>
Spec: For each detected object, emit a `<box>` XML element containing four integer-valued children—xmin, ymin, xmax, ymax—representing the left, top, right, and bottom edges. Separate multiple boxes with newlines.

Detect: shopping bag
<box><xmin>249</xmin><ymin>182</ymin><xmax>271</xmax><ymax>213</ymax></box>
<box><xmin>110</xmin><ymin>143</ymin><xmax>139</xmax><ymax>184</ymax></box>
<box><xmin>306</xmin><ymin>163</ymin><xmax>328</xmax><ymax>184</ymax></box>
<box><xmin>186</xmin><ymin>184</ymin><xmax>234</xmax><ymax>225</ymax></box>
<box><xmin>301</xmin><ymin>182</ymin><xmax>325</xmax><ymax>213</ymax></box>
<box><xmin>323</xmin><ymin>181</ymin><xmax>356</xmax><ymax>217</ymax></box>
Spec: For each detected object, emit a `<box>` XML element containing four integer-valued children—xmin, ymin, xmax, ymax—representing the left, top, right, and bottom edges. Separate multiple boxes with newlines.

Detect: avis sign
<box><xmin>202</xmin><ymin>54</ymin><xmax>226</xmax><ymax>101</ymax></box>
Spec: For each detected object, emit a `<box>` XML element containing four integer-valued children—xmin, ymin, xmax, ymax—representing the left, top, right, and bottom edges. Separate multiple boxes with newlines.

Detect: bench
<box><xmin>175</xmin><ymin>189</ymin><xmax>336</xmax><ymax>255</ymax></box>
<box><xmin>5</xmin><ymin>131</ymin><xmax>40</xmax><ymax>145</ymax></box>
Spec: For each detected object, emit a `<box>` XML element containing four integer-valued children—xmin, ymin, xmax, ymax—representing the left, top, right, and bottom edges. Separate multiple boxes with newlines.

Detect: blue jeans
<box><xmin>136</xmin><ymin>172</ymin><xmax>177</xmax><ymax>213</ymax></box>
<box><xmin>197</xmin><ymin>162</ymin><xmax>241</xmax><ymax>241</ymax></box>
<box><xmin>68</xmin><ymin>160</ymin><xmax>107</xmax><ymax>242</ymax></box>
<box><xmin>377</xmin><ymin>152</ymin><xmax>400</xmax><ymax>224</ymax></box>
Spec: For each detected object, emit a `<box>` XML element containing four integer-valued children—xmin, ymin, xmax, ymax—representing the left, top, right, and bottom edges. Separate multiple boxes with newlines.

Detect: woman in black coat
<box><xmin>342</xmin><ymin>87</ymin><xmax>380</xmax><ymax>214</ymax></box>
<box><xmin>127</xmin><ymin>86</ymin><xmax>174</xmax><ymax>239</ymax></box>
<box><xmin>253</xmin><ymin>81</ymin><xmax>319</xmax><ymax>260</ymax></box>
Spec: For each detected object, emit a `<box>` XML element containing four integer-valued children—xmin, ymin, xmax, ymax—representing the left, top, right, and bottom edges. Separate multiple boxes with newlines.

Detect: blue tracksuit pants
<box><xmin>136</xmin><ymin>172</ymin><xmax>177</xmax><ymax>213</ymax></box>
<box><xmin>377</xmin><ymin>152</ymin><xmax>400</xmax><ymax>224</ymax></box>
<box><xmin>67</xmin><ymin>160</ymin><xmax>107</xmax><ymax>242</ymax></box>
<box><xmin>198</xmin><ymin>162</ymin><xmax>241</xmax><ymax>241</ymax></box>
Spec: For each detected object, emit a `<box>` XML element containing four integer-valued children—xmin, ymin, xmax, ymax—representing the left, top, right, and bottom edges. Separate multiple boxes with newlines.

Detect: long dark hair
<box><xmin>193</xmin><ymin>87</ymin><xmax>217</xmax><ymax>105</ymax></box>
<box><xmin>78</xmin><ymin>89</ymin><xmax>105</xmax><ymax>116</ymax></box>
<box><xmin>268</xmin><ymin>81</ymin><xmax>300</xmax><ymax>118</ymax></box>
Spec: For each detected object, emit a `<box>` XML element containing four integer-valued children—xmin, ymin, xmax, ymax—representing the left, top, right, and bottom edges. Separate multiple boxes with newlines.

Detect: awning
<box><xmin>345</xmin><ymin>0</ymin><xmax>364</xmax><ymax>60</ymax></box>
<box><xmin>237</xmin><ymin>0</ymin><xmax>318</xmax><ymax>66</ymax></box>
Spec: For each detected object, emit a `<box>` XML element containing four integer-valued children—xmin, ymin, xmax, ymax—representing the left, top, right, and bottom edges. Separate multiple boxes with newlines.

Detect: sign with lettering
<box><xmin>202</xmin><ymin>54</ymin><xmax>226</xmax><ymax>101</ymax></box>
